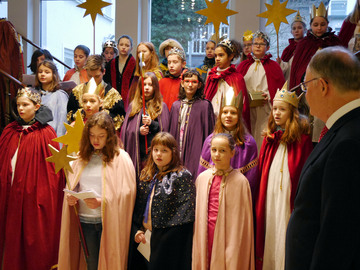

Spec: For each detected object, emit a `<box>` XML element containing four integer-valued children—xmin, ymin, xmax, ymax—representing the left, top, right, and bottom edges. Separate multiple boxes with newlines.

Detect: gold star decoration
<box><xmin>77</xmin><ymin>0</ymin><xmax>111</xmax><ymax>25</ymax></box>
<box><xmin>53</xmin><ymin>110</ymin><xmax>85</xmax><ymax>154</ymax></box>
<box><xmin>46</xmin><ymin>144</ymin><xmax>77</xmax><ymax>174</ymax></box>
<box><xmin>195</xmin><ymin>67</ymin><xmax>208</xmax><ymax>77</ymax></box>
<box><xmin>196</xmin><ymin>0</ymin><xmax>238</xmax><ymax>37</ymax></box>
<box><xmin>257</xmin><ymin>0</ymin><xmax>296</xmax><ymax>35</ymax></box>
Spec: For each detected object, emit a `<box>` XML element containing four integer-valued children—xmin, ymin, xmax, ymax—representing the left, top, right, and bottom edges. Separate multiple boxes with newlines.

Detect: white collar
<box><xmin>326</xmin><ymin>99</ymin><xmax>360</xmax><ymax>129</ymax></box>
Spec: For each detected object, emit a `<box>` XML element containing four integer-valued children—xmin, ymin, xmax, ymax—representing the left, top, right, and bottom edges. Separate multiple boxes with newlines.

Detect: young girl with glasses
<box><xmin>169</xmin><ymin>69</ymin><xmax>215</xmax><ymax>179</ymax></box>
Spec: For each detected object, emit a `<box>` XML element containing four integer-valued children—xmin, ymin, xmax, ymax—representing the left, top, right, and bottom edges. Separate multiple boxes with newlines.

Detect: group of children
<box><xmin>1</xmin><ymin>1</ymin><xmax>359</xmax><ymax>269</ymax></box>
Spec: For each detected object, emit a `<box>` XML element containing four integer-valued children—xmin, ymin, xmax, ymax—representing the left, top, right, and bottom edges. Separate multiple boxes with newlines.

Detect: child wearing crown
<box><xmin>237</xmin><ymin>31</ymin><xmax>285</xmax><ymax>151</ymax></box>
<box><xmin>0</xmin><ymin>87</ymin><xmax>65</xmax><ymax>270</ymax></box>
<box><xmin>102</xmin><ymin>40</ymin><xmax>118</xmax><ymax>64</ymax></box>
<box><xmin>289</xmin><ymin>2</ymin><xmax>341</xmax><ymax>89</ymax></box>
<box><xmin>103</xmin><ymin>35</ymin><xmax>136</xmax><ymax>110</ymax></box>
<box><xmin>204</xmin><ymin>38</ymin><xmax>250</xmax><ymax>130</ymax></box>
<box><xmin>67</xmin><ymin>54</ymin><xmax>126</xmax><ymax>131</ymax></box>
<box><xmin>277</xmin><ymin>11</ymin><xmax>307</xmax><ymax>82</ymax></box>
<box><xmin>255</xmin><ymin>83</ymin><xmax>313</xmax><ymax>270</ymax></box>
<box><xmin>159</xmin><ymin>47</ymin><xmax>187</xmax><ymax>110</ymax></box>
<box><xmin>240</xmin><ymin>30</ymin><xmax>254</xmax><ymax>63</ymax></box>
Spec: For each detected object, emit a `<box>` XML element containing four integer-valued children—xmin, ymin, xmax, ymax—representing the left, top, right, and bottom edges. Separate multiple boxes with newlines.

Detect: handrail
<box><xmin>0</xmin><ymin>67</ymin><xmax>26</xmax><ymax>87</ymax></box>
<box><xmin>20</xmin><ymin>34</ymin><xmax>72</xmax><ymax>70</ymax></box>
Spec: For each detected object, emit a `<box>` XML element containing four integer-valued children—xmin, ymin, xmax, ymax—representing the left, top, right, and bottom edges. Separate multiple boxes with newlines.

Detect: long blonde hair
<box><xmin>129</xmin><ymin>72</ymin><xmax>163</xmax><ymax>119</ymax></box>
<box><xmin>134</xmin><ymin>42</ymin><xmax>159</xmax><ymax>76</ymax></box>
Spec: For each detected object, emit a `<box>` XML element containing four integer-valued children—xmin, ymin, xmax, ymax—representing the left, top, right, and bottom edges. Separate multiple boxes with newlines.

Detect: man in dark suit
<box><xmin>285</xmin><ymin>46</ymin><xmax>360</xmax><ymax>270</ymax></box>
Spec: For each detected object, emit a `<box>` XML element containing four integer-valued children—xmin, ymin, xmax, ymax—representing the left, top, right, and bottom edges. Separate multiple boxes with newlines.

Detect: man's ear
<box><xmin>319</xmin><ymin>78</ymin><xmax>329</xmax><ymax>96</ymax></box>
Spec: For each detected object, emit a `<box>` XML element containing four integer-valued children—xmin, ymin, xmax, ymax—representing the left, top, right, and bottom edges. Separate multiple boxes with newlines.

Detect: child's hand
<box><xmin>142</xmin><ymin>115</ymin><xmax>152</xmax><ymax>126</ymax></box>
<box><xmin>83</xmin><ymin>198</ymin><xmax>101</xmax><ymax>209</ymax></box>
<box><xmin>140</xmin><ymin>125</ymin><xmax>149</xmax><ymax>136</ymax></box>
<box><xmin>261</xmin><ymin>92</ymin><xmax>269</xmax><ymax>106</ymax></box>
<box><xmin>276</xmin><ymin>57</ymin><xmax>282</xmax><ymax>65</ymax></box>
<box><xmin>66</xmin><ymin>194</ymin><xmax>79</xmax><ymax>206</ymax></box>
<box><xmin>135</xmin><ymin>230</ymin><xmax>147</xmax><ymax>244</ymax></box>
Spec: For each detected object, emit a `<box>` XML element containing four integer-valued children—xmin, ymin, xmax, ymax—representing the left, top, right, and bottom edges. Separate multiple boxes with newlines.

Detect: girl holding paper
<box><xmin>58</xmin><ymin>111</ymin><xmax>136</xmax><ymax>270</ymax></box>
<box><xmin>132</xmin><ymin>132</ymin><xmax>195</xmax><ymax>270</ymax></box>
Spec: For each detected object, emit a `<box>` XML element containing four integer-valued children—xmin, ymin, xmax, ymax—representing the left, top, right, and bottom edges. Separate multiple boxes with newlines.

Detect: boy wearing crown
<box><xmin>289</xmin><ymin>2</ymin><xmax>341</xmax><ymax>89</ymax></box>
<box><xmin>0</xmin><ymin>87</ymin><xmax>65</xmax><ymax>270</ymax></box>
<box><xmin>67</xmin><ymin>54</ymin><xmax>126</xmax><ymax>130</ymax></box>
<box><xmin>255</xmin><ymin>83</ymin><xmax>313</xmax><ymax>270</ymax></box>
<box><xmin>237</xmin><ymin>31</ymin><xmax>285</xmax><ymax>151</ymax></box>
<box><xmin>240</xmin><ymin>30</ymin><xmax>254</xmax><ymax>63</ymax></box>
<box><xmin>159</xmin><ymin>47</ymin><xmax>187</xmax><ymax>110</ymax></box>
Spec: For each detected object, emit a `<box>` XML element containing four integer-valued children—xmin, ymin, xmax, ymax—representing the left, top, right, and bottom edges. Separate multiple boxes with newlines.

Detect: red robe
<box><xmin>159</xmin><ymin>76</ymin><xmax>182</xmax><ymax>110</ymax></box>
<box><xmin>289</xmin><ymin>30</ymin><xmax>342</xmax><ymax>89</ymax></box>
<box><xmin>0</xmin><ymin>121</ymin><xmax>65</xmax><ymax>270</ymax></box>
<box><xmin>204</xmin><ymin>64</ymin><xmax>250</xmax><ymax>131</ymax></box>
<box><xmin>338</xmin><ymin>19</ymin><xmax>357</xmax><ymax>47</ymax></box>
<box><xmin>237</xmin><ymin>54</ymin><xmax>285</xmax><ymax>105</ymax></box>
<box><xmin>255</xmin><ymin>131</ymin><xmax>313</xmax><ymax>270</ymax></box>
<box><xmin>281</xmin><ymin>39</ymin><xmax>298</xmax><ymax>62</ymax></box>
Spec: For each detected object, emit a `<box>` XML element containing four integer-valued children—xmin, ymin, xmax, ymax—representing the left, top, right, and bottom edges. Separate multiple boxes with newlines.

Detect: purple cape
<box><xmin>198</xmin><ymin>133</ymin><xmax>259</xmax><ymax>199</ymax></box>
<box><xmin>121</xmin><ymin>102</ymin><xmax>169</xmax><ymax>177</ymax></box>
<box><xmin>169</xmin><ymin>99</ymin><xmax>215</xmax><ymax>180</ymax></box>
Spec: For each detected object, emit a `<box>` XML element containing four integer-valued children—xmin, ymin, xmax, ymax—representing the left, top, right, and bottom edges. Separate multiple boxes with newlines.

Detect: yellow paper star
<box><xmin>257</xmin><ymin>0</ymin><xmax>296</xmax><ymax>34</ymax></box>
<box><xmin>46</xmin><ymin>144</ymin><xmax>77</xmax><ymax>174</ymax></box>
<box><xmin>53</xmin><ymin>110</ymin><xmax>85</xmax><ymax>154</ymax></box>
<box><xmin>196</xmin><ymin>67</ymin><xmax>208</xmax><ymax>77</ymax></box>
<box><xmin>196</xmin><ymin>0</ymin><xmax>238</xmax><ymax>37</ymax></box>
<box><xmin>77</xmin><ymin>0</ymin><xmax>111</xmax><ymax>25</ymax></box>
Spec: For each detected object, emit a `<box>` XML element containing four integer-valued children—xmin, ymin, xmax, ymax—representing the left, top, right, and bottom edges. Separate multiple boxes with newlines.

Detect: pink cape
<box><xmin>193</xmin><ymin>168</ymin><xmax>255</xmax><ymax>270</ymax></box>
<box><xmin>57</xmin><ymin>149</ymin><xmax>136</xmax><ymax>270</ymax></box>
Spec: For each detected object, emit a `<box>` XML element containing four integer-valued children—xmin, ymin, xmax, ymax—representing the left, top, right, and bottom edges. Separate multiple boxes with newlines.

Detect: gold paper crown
<box><xmin>221</xmin><ymin>87</ymin><xmax>243</xmax><ymax>110</ymax></box>
<box><xmin>17</xmin><ymin>87</ymin><xmax>41</xmax><ymax>104</ymax></box>
<box><xmin>311</xmin><ymin>2</ymin><xmax>328</xmax><ymax>21</ymax></box>
<box><xmin>168</xmin><ymin>47</ymin><xmax>186</xmax><ymax>61</ymax></box>
<box><xmin>273</xmin><ymin>82</ymin><xmax>300</xmax><ymax>108</ymax></box>
<box><xmin>83</xmin><ymin>78</ymin><xmax>104</xmax><ymax>98</ymax></box>
<box><xmin>293</xmin><ymin>11</ymin><xmax>305</xmax><ymax>23</ymax></box>
<box><xmin>243</xmin><ymin>30</ymin><xmax>254</xmax><ymax>41</ymax></box>
<box><xmin>218</xmin><ymin>39</ymin><xmax>234</xmax><ymax>52</ymax></box>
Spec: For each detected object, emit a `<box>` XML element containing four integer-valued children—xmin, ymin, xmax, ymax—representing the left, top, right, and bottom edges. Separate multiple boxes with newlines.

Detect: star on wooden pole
<box><xmin>196</xmin><ymin>0</ymin><xmax>238</xmax><ymax>38</ymax></box>
<box><xmin>46</xmin><ymin>144</ymin><xmax>77</xmax><ymax>174</ymax></box>
<box><xmin>53</xmin><ymin>110</ymin><xmax>85</xmax><ymax>154</ymax></box>
<box><xmin>77</xmin><ymin>0</ymin><xmax>111</xmax><ymax>25</ymax></box>
<box><xmin>257</xmin><ymin>0</ymin><xmax>296</xmax><ymax>57</ymax></box>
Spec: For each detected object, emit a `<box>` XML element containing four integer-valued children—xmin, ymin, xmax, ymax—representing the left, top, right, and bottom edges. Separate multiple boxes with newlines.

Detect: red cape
<box><xmin>159</xmin><ymin>76</ymin><xmax>182</xmax><ymax>110</ymax></box>
<box><xmin>338</xmin><ymin>19</ymin><xmax>357</xmax><ymax>47</ymax></box>
<box><xmin>289</xmin><ymin>30</ymin><xmax>342</xmax><ymax>89</ymax></box>
<box><xmin>204</xmin><ymin>64</ymin><xmax>251</xmax><ymax>132</ymax></box>
<box><xmin>237</xmin><ymin>54</ymin><xmax>285</xmax><ymax>104</ymax></box>
<box><xmin>0</xmin><ymin>121</ymin><xmax>65</xmax><ymax>270</ymax></box>
<box><xmin>255</xmin><ymin>131</ymin><xmax>313</xmax><ymax>270</ymax></box>
<box><xmin>281</xmin><ymin>39</ymin><xmax>297</xmax><ymax>62</ymax></box>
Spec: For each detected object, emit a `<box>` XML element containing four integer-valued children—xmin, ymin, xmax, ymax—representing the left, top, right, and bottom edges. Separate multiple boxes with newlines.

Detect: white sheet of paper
<box><xmin>63</xmin><ymin>189</ymin><xmax>100</xmax><ymax>200</ymax></box>
<box><xmin>137</xmin><ymin>230</ymin><xmax>151</xmax><ymax>262</ymax></box>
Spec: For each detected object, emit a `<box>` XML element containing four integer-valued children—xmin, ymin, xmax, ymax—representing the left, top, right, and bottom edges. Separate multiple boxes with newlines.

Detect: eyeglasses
<box><xmin>252</xmin><ymin>43</ymin><xmax>267</xmax><ymax>47</ymax></box>
<box><xmin>290</xmin><ymin>78</ymin><xmax>320</xmax><ymax>93</ymax></box>
<box><xmin>183</xmin><ymin>79</ymin><xmax>199</xmax><ymax>84</ymax></box>
<box><xmin>243</xmin><ymin>44</ymin><xmax>252</xmax><ymax>47</ymax></box>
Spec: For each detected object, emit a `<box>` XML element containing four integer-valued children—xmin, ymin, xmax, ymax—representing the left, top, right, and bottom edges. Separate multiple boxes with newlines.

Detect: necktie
<box><xmin>318</xmin><ymin>126</ymin><xmax>329</xmax><ymax>142</ymax></box>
